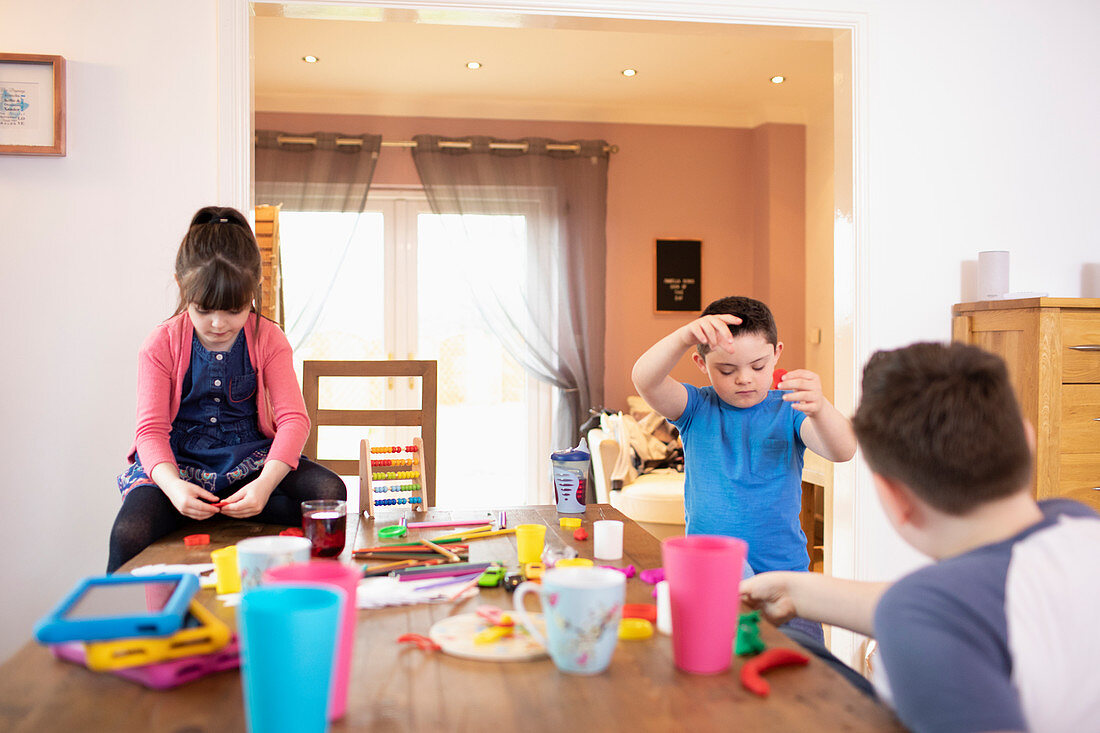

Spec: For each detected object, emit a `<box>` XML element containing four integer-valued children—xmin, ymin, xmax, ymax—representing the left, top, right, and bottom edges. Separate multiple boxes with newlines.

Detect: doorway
<box><xmin>217</xmin><ymin>0</ymin><xmax>868</xmax><ymax>666</ymax></box>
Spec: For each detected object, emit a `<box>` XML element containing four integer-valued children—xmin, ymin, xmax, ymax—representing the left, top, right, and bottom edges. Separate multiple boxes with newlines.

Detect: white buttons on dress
<box><xmin>214</xmin><ymin>398</ymin><xmax>221</xmax><ymax>403</ymax></box>
<box><xmin>214</xmin><ymin>379</ymin><xmax>222</xmax><ymax>387</ymax></box>
<box><xmin>216</xmin><ymin>354</ymin><xmax>224</xmax><ymax>361</ymax></box>
<box><xmin>210</xmin><ymin>417</ymin><xmax>217</xmax><ymax>423</ymax></box>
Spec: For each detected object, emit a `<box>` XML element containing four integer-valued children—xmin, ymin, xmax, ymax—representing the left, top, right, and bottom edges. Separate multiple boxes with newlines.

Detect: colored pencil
<box><xmin>420</xmin><ymin>538</ymin><xmax>462</xmax><ymax>562</ymax></box>
<box><xmin>429</xmin><ymin>524</ymin><xmax>492</xmax><ymax>541</ymax></box>
<box><xmin>395</xmin><ymin>562</ymin><xmax>493</xmax><ymax>581</ymax></box>
<box><xmin>360</xmin><ymin>559</ymin><xmax>419</xmax><ymax>576</ymax></box>
<box><xmin>354</xmin><ymin>544</ymin><xmax>469</xmax><ymax>554</ymax></box>
<box><xmin>411</xmin><ymin>571</ymin><xmax>484</xmax><ymax>591</ymax></box>
<box><xmin>447</xmin><ymin>574</ymin><xmax>484</xmax><ymax>602</ymax></box>
<box><xmin>451</xmin><ymin>527</ymin><xmax>517</xmax><ymax>542</ymax></box>
<box><xmin>361</xmin><ymin>537</ymin><xmax>467</xmax><ymax>549</ymax></box>
<box><xmin>356</xmin><ymin>552</ymin><xmax>468</xmax><ymax>561</ymax></box>
<box><xmin>406</xmin><ymin>519</ymin><xmax>492</xmax><ymax>530</ymax></box>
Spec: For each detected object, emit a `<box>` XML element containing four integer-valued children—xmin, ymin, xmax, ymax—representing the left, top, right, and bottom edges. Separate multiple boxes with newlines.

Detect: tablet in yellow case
<box><xmin>84</xmin><ymin>600</ymin><xmax>230</xmax><ymax>671</ymax></box>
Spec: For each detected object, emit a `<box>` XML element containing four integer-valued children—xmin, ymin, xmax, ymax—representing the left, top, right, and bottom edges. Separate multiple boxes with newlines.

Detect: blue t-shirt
<box><xmin>670</xmin><ymin>384</ymin><xmax>808</xmax><ymax>574</ymax></box>
<box><xmin>873</xmin><ymin>499</ymin><xmax>1100</xmax><ymax>733</ymax></box>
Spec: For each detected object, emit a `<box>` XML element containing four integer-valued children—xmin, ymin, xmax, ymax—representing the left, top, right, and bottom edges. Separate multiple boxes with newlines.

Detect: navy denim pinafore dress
<box><xmin>118</xmin><ymin>330</ymin><xmax>271</xmax><ymax>497</ymax></box>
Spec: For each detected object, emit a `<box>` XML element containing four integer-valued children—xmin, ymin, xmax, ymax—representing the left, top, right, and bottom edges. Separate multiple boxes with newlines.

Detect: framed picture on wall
<box><xmin>655</xmin><ymin>238</ymin><xmax>701</xmax><ymax>312</ymax></box>
<box><xmin>0</xmin><ymin>53</ymin><xmax>66</xmax><ymax>156</ymax></box>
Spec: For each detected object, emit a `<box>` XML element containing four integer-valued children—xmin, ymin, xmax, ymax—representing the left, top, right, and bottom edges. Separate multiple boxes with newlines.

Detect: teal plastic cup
<box><xmin>239</xmin><ymin>585</ymin><xmax>341</xmax><ymax>733</ymax></box>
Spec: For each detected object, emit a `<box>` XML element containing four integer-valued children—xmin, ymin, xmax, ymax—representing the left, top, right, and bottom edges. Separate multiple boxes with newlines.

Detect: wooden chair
<box><xmin>302</xmin><ymin>360</ymin><xmax>438</xmax><ymax>517</ymax></box>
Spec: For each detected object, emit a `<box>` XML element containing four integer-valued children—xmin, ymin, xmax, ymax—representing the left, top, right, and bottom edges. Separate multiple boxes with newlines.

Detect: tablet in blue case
<box><xmin>34</xmin><ymin>573</ymin><xmax>199</xmax><ymax>643</ymax></box>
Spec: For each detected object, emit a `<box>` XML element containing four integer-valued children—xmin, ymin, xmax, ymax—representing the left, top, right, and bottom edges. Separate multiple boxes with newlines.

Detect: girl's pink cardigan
<box><xmin>128</xmin><ymin>312</ymin><xmax>310</xmax><ymax>473</ymax></box>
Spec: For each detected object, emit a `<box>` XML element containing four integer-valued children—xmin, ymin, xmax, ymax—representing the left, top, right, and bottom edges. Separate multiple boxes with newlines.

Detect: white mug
<box><xmin>236</xmin><ymin>536</ymin><xmax>312</xmax><ymax>592</ymax></box>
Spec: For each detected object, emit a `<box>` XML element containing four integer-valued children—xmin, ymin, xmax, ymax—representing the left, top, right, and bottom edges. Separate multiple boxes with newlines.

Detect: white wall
<box><xmin>0</xmin><ymin>0</ymin><xmax>220</xmax><ymax>662</ymax></box>
<box><xmin>2</xmin><ymin>0</ymin><xmax>1099</xmax><ymax>667</ymax></box>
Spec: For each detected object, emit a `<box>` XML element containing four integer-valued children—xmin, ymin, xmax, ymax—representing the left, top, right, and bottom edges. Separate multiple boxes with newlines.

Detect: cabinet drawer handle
<box><xmin>1068</xmin><ymin>345</ymin><xmax>1100</xmax><ymax>351</ymax></box>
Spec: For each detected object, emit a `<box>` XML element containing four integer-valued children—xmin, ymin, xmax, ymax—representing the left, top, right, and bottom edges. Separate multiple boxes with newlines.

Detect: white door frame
<box><xmin>217</xmin><ymin>0</ymin><xmax>871</xmax><ymax>666</ymax></box>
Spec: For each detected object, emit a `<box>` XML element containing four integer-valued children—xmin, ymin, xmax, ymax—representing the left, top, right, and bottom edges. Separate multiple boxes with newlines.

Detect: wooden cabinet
<box><xmin>952</xmin><ymin>298</ymin><xmax>1100</xmax><ymax>512</ymax></box>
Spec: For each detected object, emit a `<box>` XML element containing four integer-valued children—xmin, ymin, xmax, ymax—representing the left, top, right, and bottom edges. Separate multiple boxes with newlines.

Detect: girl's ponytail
<box><xmin>174</xmin><ymin>207</ymin><xmax>264</xmax><ymax>336</ymax></box>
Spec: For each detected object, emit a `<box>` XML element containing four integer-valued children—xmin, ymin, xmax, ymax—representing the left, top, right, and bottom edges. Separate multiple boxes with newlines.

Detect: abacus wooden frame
<box><xmin>302</xmin><ymin>360</ymin><xmax>438</xmax><ymax>515</ymax></box>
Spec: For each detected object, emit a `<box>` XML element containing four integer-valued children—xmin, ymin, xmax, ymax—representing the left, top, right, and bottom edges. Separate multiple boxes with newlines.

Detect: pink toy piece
<box><xmin>573</xmin><ymin>528</ymin><xmax>588</xmax><ymax>541</ymax></box>
<box><xmin>51</xmin><ymin>639</ymin><xmax>240</xmax><ymax>689</ymax></box>
<box><xmin>639</xmin><ymin>568</ymin><xmax>665</xmax><ymax>584</ymax></box>
<box><xmin>599</xmin><ymin>564</ymin><xmax>636</xmax><ymax>579</ymax></box>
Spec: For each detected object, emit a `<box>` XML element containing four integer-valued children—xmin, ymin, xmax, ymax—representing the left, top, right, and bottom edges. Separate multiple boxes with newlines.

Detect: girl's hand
<box><xmin>162</xmin><ymin>479</ymin><xmax>221</xmax><ymax>520</ymax></box>
<box><xmin>740</xmin><ymin>572</ymin><xmax>799</xmax><ymax>627</ymax></box>
<box><xmin>679</xmin><ymin>314</ymin><xmax>742</xmax><ymax>352</ymax></box>
<box><xmin>778</xmin><ymin>369</ymin><xmax>825</xmax><ymax>416</ymax></box>
<box><xmin>218</xmin><ymin>480</ymin><xmax>275</xmax><ymax>519</ymax></box>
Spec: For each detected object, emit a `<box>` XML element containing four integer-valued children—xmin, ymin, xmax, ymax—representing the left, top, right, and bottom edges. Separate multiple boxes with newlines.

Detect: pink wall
<box><xmin>256</xmin><ymin>112</ymin><xmax>805</xmax><ymax>412</ymax></box>
<box><xmin>751</xmin><ymin>123</ymin><xmax>807</xmax><ymax>373</ymax></box>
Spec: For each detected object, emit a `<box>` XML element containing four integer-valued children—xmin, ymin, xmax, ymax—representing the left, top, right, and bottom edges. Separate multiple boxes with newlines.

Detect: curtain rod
<box><xmin>273</xmin><ymin>135</ymin><xmax>618</xmax><ymax>154</ymax></box>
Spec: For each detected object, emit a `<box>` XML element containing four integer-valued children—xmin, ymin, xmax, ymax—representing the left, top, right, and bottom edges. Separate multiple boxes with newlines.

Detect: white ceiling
<box><xmin>253</xmin><ymin>6</ymin><xmax>835</xmax><ymax>128</ymax></box>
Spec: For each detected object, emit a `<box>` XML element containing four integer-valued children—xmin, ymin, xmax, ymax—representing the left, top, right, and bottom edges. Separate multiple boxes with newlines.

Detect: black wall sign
<box><xmin>655</xmin><ymin>239</ymin><xmax>701</xmax><ymax>312</ymax></box>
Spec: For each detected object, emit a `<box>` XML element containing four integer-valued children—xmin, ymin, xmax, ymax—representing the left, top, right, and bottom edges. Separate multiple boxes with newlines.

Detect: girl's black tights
<box><xmin>107</xmin><ymin>457</ymin><xmax>346</xmax><ymax>573</ymax></box>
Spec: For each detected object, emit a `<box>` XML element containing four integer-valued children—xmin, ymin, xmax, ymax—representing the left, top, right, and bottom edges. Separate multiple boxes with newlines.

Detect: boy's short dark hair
<box><xmin>697</xmin><ymin>296</ymin><xmax>778</xmax><ymax>356</ymax></box>
<box><xmin>852</xmin><ymin>342</ymin><xmax>1032</xmax><ymax>515</ymax></box>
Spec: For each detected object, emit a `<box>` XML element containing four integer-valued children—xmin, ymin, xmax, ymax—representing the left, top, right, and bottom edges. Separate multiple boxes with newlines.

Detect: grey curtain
<box><xmin>254</xmin><ymin>130</ymin><xmax>382</xmax><ymax>349</ymax></box>
<box><xmin>411</xmin><ymin>134</ymin><xmax>609</xmax><ymax>455</ymax></box>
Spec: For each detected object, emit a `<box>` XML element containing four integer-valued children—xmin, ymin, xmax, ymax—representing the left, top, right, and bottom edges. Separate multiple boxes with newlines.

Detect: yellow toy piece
<box><xmin>553</xmin><ymin>558</ymin><xmax>594</xmax><ymax>568</ymax></box>
<box><xmin>558</xmin><ymin>517</ymin><xmax>582</xmax><ymax>529</ymax></box>
<box><xmin>83</xmin><ymin>600</ymin><xmax>231</xmax><ymax>671</ymax></box>
<box><xmin>618</xmin><ymin>617</ymin><xmax>655</xmax><ymax>641</ymax></box>
<box><xmin>522</xmin><ymin>562</ymin><xmax>545</xmax><ymax>581</ymax></box>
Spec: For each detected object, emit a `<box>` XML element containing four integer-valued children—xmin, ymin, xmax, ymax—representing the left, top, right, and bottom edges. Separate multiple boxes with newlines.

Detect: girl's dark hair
<box><xmin>173</xmin><ymin>206</ymin><xmax>263</xmax><ymax>331</ymax></box>
<box><xmin>852</xmin><ymin>342</ymin><xmax>1032</xmax><ymax>515</ymax></box>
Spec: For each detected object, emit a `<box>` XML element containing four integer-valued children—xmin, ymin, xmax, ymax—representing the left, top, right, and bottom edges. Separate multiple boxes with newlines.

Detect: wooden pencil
<box><xmin>420</xmin><ymin>538</ymin><xmax>462</xmax><ymax>562</ymax></box>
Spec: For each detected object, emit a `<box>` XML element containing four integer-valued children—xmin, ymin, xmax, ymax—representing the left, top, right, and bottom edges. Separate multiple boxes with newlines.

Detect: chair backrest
<box><xmin>302</xmin><ymin>360</ymin><xmax>438</xmax><ymax>513</ymax></box>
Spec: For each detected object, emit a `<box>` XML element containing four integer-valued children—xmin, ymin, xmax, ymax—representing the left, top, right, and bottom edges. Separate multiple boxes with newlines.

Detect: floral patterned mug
<box><xmin>513</xmin><ymin>566</ymin><xmax>625</xmax><ymax>674</ymax></box>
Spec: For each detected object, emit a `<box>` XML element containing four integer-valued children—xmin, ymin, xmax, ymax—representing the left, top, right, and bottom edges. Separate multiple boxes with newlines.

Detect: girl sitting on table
<box><xmin>107</xmin><ymin>206</ymin><xmax>345</xmax><ymax>572</ymax></box>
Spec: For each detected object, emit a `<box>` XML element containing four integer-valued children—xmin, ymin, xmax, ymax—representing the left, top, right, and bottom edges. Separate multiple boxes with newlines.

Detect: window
<box><xmin>280</xmin><ymin>191</ymin><xmax>552</xmax><ymax>509</ymax></box>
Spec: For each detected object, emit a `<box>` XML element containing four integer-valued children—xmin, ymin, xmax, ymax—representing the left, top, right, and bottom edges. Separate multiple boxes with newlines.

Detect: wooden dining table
<box><xmin>0</xmin><ymin>505</ymin><xmax>904</xmax><ymax>732</ymax></box>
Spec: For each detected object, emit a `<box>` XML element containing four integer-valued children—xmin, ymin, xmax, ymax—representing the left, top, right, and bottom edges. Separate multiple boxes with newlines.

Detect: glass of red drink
<box><xmin>301</xmin><ymin>500</ymin><xmax>347</xmax><ymax>558</ymax></box>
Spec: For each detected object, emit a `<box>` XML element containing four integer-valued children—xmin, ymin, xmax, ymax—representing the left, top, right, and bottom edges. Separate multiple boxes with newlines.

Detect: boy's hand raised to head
<box><xmin>679</xmin><ymin>313</ymin><xmax>742</xmax><ymax>352</ymax></box>
<box><xmin>778</xmin><ymin>369</ymin><xmax>825</xmax><ymax>415</ymax></box>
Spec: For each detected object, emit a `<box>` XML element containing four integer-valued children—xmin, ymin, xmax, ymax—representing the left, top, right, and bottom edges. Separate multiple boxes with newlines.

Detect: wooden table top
<box><xmin>0</xmin><ymin>505</ymin><xmax>903</xmax><ymax>732</ymax></box>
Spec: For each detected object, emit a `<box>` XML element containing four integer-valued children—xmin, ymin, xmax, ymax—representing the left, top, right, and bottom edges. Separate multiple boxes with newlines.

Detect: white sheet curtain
<box><xmin>254</xmin><ymin>130</ymin><xmax>382</xmax><ymax>350</ymax></box>
<box><xmin>411</xmin><ymin>134</ymin><xmax>610</xmax><ymax>459</ymax></box>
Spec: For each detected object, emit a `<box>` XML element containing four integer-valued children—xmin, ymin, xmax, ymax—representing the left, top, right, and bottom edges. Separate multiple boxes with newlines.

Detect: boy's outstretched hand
<box><xmin>679</xmin><ymin>313</ymin><xmax>742</xmax><ymax>352</ymax></box>
<box><xmin>778</xmin><ymin>369</ymin><xmax>825</xmax><ymax>415</ymax></box>
<box><xmin>740</xmin><ymin>572</ymin><xmax>799</xmax><ymax>627</ymax></box>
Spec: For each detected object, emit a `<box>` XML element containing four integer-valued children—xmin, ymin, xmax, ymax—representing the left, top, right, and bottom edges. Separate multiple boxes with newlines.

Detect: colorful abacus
<box><xmin>360</xmin><ymin>438</ymin><xmax>429</xmax><ymax>517</ymax></box>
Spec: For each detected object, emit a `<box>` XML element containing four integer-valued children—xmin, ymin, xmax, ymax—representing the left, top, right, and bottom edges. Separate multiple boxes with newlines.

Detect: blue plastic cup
<box><xmin>239</xmin><ymin>585</ymin><xmax>341</xmax><ymax>733</ymax></box>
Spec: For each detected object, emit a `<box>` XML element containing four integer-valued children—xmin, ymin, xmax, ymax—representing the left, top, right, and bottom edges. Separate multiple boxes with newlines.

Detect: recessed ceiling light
<box><xmin>622</xmin><ymin>68</ymin><xmax>637</xmax><ymax>77</ymax></box>
<box><xmin>466</xmin><ymin>61</ymin><xmax>482</xmax><ymax>70</ymax></box>
<box><xmin>302</xmin><ymin>55</ymin><xmax>319</xmax><ymax>63</ymax></box>
<box><xmin>770</xmin><ymin>75</ymin><xmax>786</xmax><ymax>84</ymax></box>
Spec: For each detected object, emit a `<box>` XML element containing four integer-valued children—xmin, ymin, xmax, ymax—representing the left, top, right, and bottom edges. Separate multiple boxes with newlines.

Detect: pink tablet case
<box><xmin>51</xmin><ymin>637</ymin><xmax>239</xmax><ymax>689</ymax></box>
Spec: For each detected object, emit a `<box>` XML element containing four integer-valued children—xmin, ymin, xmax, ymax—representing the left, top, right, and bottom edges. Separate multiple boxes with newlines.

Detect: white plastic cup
<box><xmin>655</xmin><ymin>580</ymin><xmax>672</xmax><ymax>635</ymax></box>
<box><xmin>593</xmin><ymin>520</ymin><xmax>624</xmax><ymax>560</ymax></box>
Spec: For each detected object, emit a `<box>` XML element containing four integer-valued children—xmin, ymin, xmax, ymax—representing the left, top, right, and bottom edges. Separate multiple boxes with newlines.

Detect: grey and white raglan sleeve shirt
<box><xmin>872</xmin><ymin>499</ymin><xmax>1100</xmax><ymax>733</ymax></box>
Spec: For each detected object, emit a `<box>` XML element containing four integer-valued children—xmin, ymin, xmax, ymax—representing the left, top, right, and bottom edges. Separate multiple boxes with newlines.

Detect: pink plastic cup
<box><xmin>264</xmin><ymin>561</ymin><xmax>360</xmax><ymax>720</ymax></box>
<box><xmin>661</xmin><ymin>535</ymin><xmax>748</xmax><ymax>675</ymax></box>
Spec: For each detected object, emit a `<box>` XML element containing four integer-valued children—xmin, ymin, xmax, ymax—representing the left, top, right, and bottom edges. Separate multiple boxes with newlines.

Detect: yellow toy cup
<box><xmin>515</xmin><ymin>524</ymin><xmax>546</xmax><ymax>564</ymax></box>
<box><xmin>211</xmin><ymin>545</ymin><xmax>240</xmax><ymax>594</ymax></box>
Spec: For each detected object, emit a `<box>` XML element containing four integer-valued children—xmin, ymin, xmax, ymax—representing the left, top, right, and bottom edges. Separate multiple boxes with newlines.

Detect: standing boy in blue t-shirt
<box><xmin>632</xmin><ymin>295</ymin><xmax>856</xmax><ymax>577</ymax></box>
